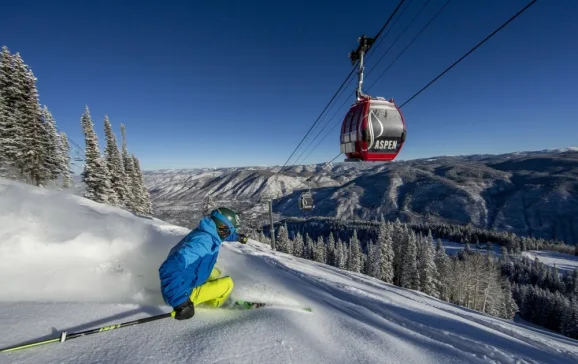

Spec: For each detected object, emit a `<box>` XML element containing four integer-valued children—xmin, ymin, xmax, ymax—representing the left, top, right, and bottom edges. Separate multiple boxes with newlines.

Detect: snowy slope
<box><xmin>1</xmin><ymin>178</ymin><xmax>578</xmax><ymax>364</ymax></box>
<box><xmin>522</xmin><ymin>250</ymin><xmax>578</xmax><ymax>272</ymax></box>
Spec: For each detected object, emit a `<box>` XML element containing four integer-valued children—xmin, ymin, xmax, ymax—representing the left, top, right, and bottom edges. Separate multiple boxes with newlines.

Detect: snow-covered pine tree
<box><xmin>348</xmin><ymin>230</ymin><xmax>361</xmax><ymax>273</ymax></box>
<box><xmin>377</xmin><ymin>215</ymin><xmax>394</xmax><ymax>283</ymax></box>
<box><xmin>40</xmin><ymin>106</ymin><xmax>61</xmax><ymax>182</ymax></box>
<box><xmin>400</xmin><ymin>229</ymin><xmax>419</xmax><ymax>290</ymax></box>
<box><xmin>286</xmin><ymin>229</ymin><xmax>295</xmax><ymax>256</ymax></box>
<box><xmin>17</xmin><ymin>62</ymin><xmax>52</xmax><ymax>186</ymax></box>
<box><xmin>391</xmin><ymin>219</ymin><xmax>405</xmax><ymax>286</ymax></box>
<box><xmin>303</xmin><ymin>233</ymin><xmax>313</xmax><ymax>259</ymax></box>
<box><xmin>0</xmin><ymin>46</ymin><xmax>23</xmax><ymax>176</ymax></box>
<box><xmin>327</xmin><ymin>232</ymin><xmax>336</xmax><ymax>266</ymax></box>
<box><xmin>571</xmin><ymin>269</ymin><xmax>578</xmax><ymax>297</ymax></box>
<box><xmin>501</xmin><ymin>279</ymin><xmax>518</xmax><ymax>319</ymax></box>
<box><xmin>104</xmin><ymin>116</ymin><xmax>130</xmax><ymax>208</ymax></box>
<box><xmin>419</xmin><ymin>230</ymin><xmax>440</xmax><ymax>297</ymax></box>
<box><xmin>120</xmin><ymin>123</ymin><xmax>136</xmax><ymax>210</ymax></box>
<box><xmin>435</xmin><ymin>238</ymin><xmax>451</xmax><ymax>301</ymax></box>
<box><xmin>131</xmin><ymin>154</ymin><xmax>153</xmax><ymax>216</ymax></box>
<box><xmin>338</xmin><ymin>238</ymin><xmax>348</xmax><ymax>269</ymax></box>
<box><xmin>314</xmin><ymin>235</ymin><xmax>325</xmax><ymax>263</ymax></box>
<box><xmin>276</xmin><ymin>223</ymin><xmax>289</xmax><ymax>254</ymax></box>
<box><xmin>334</xmin><ymin>238</ymin><xmax>344</xmax><ymax>269</ymax></box>
<box><xmin>258</xmin><ymin>230</ymin><xmax>268</xmax><ymax>246</ymax></box>
<box><xmin>292</xmin><ymin>231</ymin><xmax>304</xmax><ymax>257</ymax></box>
<box><xmin>58</xmin><ymin>131</ymin><xmax>73</xmax><ymax>188</ymax></box>
<box><xmin>561</xmin><ymin>299</ymin><xmax>578</xmax><ymax>339</ymax></box>
<box><xmin>81</xmin><ymin>106</ymin><xmax>116</xmax><ymax>204</ymax></box>
<box><xmin>365</xmin><ymin>240</ymin><xmax>376</xmax><ymax>276</ymax></box>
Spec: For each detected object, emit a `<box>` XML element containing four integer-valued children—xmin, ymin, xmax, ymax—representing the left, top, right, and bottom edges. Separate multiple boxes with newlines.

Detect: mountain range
<box><xmin>144</xmin><ymin>147</ymin><xmax>578</xmax><ymax>244</ymax></box>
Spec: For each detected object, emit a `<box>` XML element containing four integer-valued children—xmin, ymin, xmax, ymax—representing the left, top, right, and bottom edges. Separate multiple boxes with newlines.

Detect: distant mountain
<box><xmin>144</xmin><ymin>148</ymin><xmax>578</xmax><ymax>244</ymax></box>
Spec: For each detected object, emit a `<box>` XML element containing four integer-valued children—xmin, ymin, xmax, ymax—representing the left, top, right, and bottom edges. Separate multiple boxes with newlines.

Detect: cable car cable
<box><xmin>364</xmin><ymin>0</ymin><xmax>416</xmax><ymax>64</ymax></box>
<box><xmin>268</xmin><ymin>0</ymin><xmax>407</xmax><ymax>188</ymax></box>
<box><xmin>399</xmin><ymin>0</ymin><xmax>539</xmax><ymax>109</ymax></box>
<box><xmin>293</xmin><ymin>77</ymin><xmax>356</xmax><ymax>165</ymax></box>
<box><xmin>367</xmin><ymin>0</ymin><xmax>452</xmax><ymax>92</ymax></box>
<box><xmin>365</xmin><ymin>0</ymin><xmax>432</xmax><ymax>80</ymax></box>
<box><xmin>299</xmin><ymin>93</ymin><xmax>354</xmax><ymax>164</ymax></box>
<box><xmin>373</xmin><ymin>0</ymin><xmax>409</xmax><ymax>42</ymax></box>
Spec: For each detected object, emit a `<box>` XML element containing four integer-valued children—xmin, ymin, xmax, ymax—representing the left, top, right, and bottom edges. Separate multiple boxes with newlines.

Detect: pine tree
<box><xmin>131</xmin><ymin>154</ymin><xmax>153</xmax><ymax>215</ymax></box>
<box><xmin>327</xmin><ymin>232</ymin><xmax>336</xmax><ymax>266</ymax></box>
<box><xmin>81</xmin><ymin>106</ymin><xmax>116</xmax><ymax>204</ymax></box>
<box><xmin>335</xmin><ymin>239</ymin><xmax>345</xmax><ymax>269</ymax></box>
<box><xmin>303</xmin><ymin>233</ymin><xmax>313</xmax><ymax>259</ymax></box>
<box><xmin>400</xmin><ymin>230</ymin><xmax>419</xmax><ymax>290</ymax></box>
<box><xmin>338</xmin><ymin>238</ymin><xmax>348</xmax><ymax>269</ymax></box>
<box><xmin>419</xmin><ymin>230</ymin><xmax>440</xmax><ymax>297</ymax></box>
<box><xmin>120</xmin><ymin>123</ymin><xmax>136</xmax><ymax>210</ymax></box>
<box><xmin>435</xmin><ymin>240</ymin><xmax>451</xmax><ymax>301</ymax></box>
<box><xmin>286</xmin><ymin>232</ymin><xmax>295</xmax><ymax>256</ymax></box>
<box><xmin>314</xmin><ymin>235</ymin><xmax>325</xmax><ymax>263</ymax></box>
<box><xmin>41</xmin><ymin>106</ymin><xmax>61</xmax><ymax>181</ymax></box>
<box><xmin>58</xmin><ymin>131</ymin><xmax>73</xmax><ymax>188</ymax></box>
<box><xmin>377</xmin><ymin>216</ymin><xmax>394</xmax><ymax>283</ymax></box>
<box><xmin>16</xmin><ymin>58</ymin><xmax>51</xmax><ymax>186</ymax></box>
<box><xmin>104</xmin><ymin>115</ymin><xmax>130</xmax><ymax>208</ymax></box>
<box><xmin>258</xmin><ymin>231</ymin><xmax>268</xmax><ymax>246</ymax></box>
<box><xmin>276</xmin><ymin>223</ymin><xmax>290</xmax><ymax>254</ymax></box>
<box><xmin>501</xmin><ymin>279</ymin><xmax>518</xmax><ymax>319</ymax></box>
<box><xmin>0</xmin><ymin>46</ymin><xmax>23</xmax><ymax>175</ymax></box>
<box><xmin>348</xmin><ymin>230</ymin><xmax>361</xmax><ymax>273</ymax></box>
<box><xmin>293</xmin><ymin>232</ymin><xmax>304</xmax><ymax>257</ymax></box>
<box><xmin>392</xmin><ymin>219</ymin><xmax>405</xmax><ymax>286</ymax></box>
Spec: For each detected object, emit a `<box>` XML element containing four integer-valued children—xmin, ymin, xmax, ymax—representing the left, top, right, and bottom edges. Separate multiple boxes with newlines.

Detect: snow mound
<box><xmin>1</xmin><ymin>178</ymin><xmax>577</xmax><ymax>364</ymax></box>
<box><xmin>0</xmin><ymin>178</ymin><xmax>189</xmax><ymax>304</ymax></box>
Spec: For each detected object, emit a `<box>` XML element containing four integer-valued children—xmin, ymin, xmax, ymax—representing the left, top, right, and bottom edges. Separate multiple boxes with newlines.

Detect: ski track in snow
<box><xmin>1</xmin><ymin>178</ymin><xmax>577</xmax><ymax>364</ymax></box>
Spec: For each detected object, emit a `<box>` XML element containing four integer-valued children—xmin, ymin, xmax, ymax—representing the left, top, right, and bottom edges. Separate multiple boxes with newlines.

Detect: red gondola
<box><xmin>340</xmin><ymin>35</ymin><xmax>407</xmax><ymax>162</ymax></box>
<box><xmin>340</xmin><ymin>96</ymin><xmax>406</xmax><ymax>162</ymax></box>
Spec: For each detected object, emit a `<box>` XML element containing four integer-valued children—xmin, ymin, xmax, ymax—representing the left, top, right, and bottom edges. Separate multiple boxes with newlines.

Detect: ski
<box><xmin>226</xmin><ymin>299</ymin><xmax>312</xmax><ymax>313</ymax></box>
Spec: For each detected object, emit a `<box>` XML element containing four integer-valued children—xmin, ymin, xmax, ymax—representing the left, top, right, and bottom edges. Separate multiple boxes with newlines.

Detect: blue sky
<box><xmin>1</xmin><ymin>0</ymin><xmax>577</xmax><ymax>170</ymax></box>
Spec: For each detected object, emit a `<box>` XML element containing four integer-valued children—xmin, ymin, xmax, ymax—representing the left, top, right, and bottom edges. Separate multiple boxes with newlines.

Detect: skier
<box><xmin>159</xmin><ymin>207</ymin><xmax>249</xmax><ymax>320</ymax></box>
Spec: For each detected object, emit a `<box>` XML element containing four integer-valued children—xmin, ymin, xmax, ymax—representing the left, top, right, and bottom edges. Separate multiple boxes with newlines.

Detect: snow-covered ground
<box><xmin>522</xmin><ymin>250</ymin><xmax>578</xmax><ymax>272</ymax></box>
<box><xmin>1</xmin><ymin>178</ymin><xmax>578</xmax><ymax>364</ymax></box>
<box><xmin>439</xmin><ymin>240</ymin><xmax>502</xmax><ymax>257</ymax></box>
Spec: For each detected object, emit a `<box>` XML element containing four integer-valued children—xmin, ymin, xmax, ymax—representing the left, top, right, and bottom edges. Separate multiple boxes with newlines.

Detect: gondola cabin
<box><xmin>299</xmin><ymin>192</ymin><xmax>314</xmax><ymax>211</ymax></box>
<box><xmin>340</xmin><ymin>96</ymin><xmax>406</xmax><ymax>162</ymax></box>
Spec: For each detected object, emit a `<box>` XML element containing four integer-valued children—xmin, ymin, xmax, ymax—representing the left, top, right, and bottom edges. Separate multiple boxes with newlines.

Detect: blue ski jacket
<box><xmin>159</xmin><ymin>217</ymin><xmax>238</xmax><ymax>308</ymax></box>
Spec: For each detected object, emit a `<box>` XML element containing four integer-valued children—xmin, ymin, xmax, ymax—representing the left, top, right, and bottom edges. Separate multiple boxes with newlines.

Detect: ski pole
<box><xmin>1</xmin><ymin>311</ymin><xmax>174</xmax><ymax>353</ymax></box>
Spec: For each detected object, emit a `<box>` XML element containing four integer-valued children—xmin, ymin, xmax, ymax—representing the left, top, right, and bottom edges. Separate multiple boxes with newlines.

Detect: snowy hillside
<box><xmin>522</xmin><ymin>250</ymin><xmax>578</xmax><ymax>272</ymax></box>
<box><xmin>2</xmin><ymin>178</ymin><xmax>578</xmax><ymax>364</ymax></box>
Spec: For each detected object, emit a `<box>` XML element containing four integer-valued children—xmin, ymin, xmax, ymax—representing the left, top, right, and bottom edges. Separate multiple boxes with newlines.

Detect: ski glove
<box><xmin>239</xmin><ymin>234</ymin><xmax>248</xmax><ymax>244</ymax></box>
<box><xmin>173</xmin><ymin>300</ymin><xmax>195</xmax><ymax>320</ymax></box>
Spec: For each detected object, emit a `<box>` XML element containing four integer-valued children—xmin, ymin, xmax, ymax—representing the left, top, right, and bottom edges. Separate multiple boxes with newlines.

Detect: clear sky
<box><xmin>1</xmin><ymin>0</ymin><xmax>577</xmax><ymax>170</ymax></box>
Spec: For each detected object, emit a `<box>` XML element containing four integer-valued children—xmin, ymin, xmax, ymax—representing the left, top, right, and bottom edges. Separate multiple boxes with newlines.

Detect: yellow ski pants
<box><xmin>189</xmin><ymin>267</ymin><xmax>234</xmax><ymax>308</ymax></box>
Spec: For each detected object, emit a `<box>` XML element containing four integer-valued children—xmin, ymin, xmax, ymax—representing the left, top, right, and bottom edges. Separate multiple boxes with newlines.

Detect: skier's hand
<box><xmin>172</xmin><ymin>300</ymin><xmax>195</xmax><ymax>320</ymax></box>
<box><xmin>238</xmin><ymin>234</ymin><xmax>248</xmax><ymax>244</ymax></box>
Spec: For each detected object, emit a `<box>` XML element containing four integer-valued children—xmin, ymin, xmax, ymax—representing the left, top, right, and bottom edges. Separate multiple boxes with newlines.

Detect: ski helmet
<box><xmin>210</xmin><ymin>207</ymin><xmax>240</xmax><ymax>239</ymax></box>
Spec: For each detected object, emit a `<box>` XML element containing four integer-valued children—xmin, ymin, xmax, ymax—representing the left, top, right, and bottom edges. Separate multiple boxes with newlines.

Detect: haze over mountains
<box><xmin>145</xmin><ymin>148</ymin><xmax>578</xmax><ymax>244</ymax></box>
